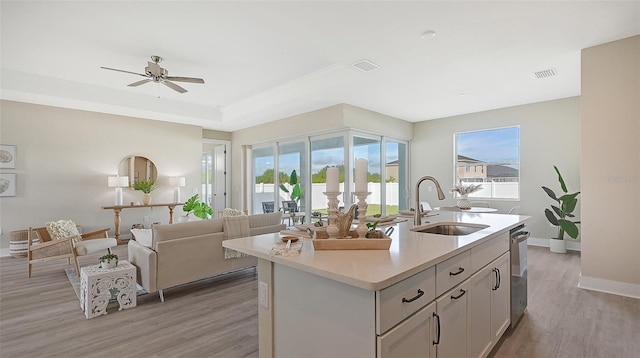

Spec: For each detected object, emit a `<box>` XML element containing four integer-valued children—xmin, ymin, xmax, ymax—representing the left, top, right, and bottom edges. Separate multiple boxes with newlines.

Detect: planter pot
<box><xmin>100</xmin><ymin>261</ymin><xmax>117</xmax><ymax>269</ymax></box>
<box><xmin>177</xmin><ymin>215</ymin><xmax>197</xmax><ymax>223</ymax></box>
<box><xmin>143</xmin><ymin>194</ymin><xmax>152</xmax><ymax>205</ymax></box>
<box><xmin>549</xmin><ymin>238</ymin><xmax>567</xmax><ymax>253</ymax></box>
<box><xmin>457</xmin><ymin>194</ymin><xmax>471</xmax><ymax>210</ymax></box>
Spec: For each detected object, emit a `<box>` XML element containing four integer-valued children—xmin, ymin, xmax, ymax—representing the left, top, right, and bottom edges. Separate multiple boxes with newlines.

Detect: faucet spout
<box><xmin>415</xmin><ymin>176</ymin><xmax>446</xmax><ymax>226</ymax></box>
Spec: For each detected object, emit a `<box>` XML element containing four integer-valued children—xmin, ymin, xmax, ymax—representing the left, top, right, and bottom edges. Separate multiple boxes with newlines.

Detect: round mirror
<box><xmin>118</xmin><ymin>156</ymin><xmax>158</xmax><ymax>187</ymax></box>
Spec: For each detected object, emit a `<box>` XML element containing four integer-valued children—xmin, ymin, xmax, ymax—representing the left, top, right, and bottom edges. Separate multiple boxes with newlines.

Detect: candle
<box><xmin>326</xmin><ymin>167</ymin><xmax>339</xmax><ymax>192</ymax></box>
<box><xmin>355</xmin><ymin>158</ymin><xmax>368</xmax><ymax>192</ymax></box>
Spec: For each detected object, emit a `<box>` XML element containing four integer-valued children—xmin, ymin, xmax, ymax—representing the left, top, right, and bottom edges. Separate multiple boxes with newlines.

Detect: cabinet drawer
<box><xmin>436</xmin><ymin>251</ymin><xmax>471</xmax><ymax>297</ymax></box>
<box><xmin>376</xmin><ymin>266</ymin><xmax>435</xmax><ymax>334</ymax></box>
<box><xmin>470</xmin><ymin>232</ymin><xmax>509</xmax><ymax>273</ymax></box>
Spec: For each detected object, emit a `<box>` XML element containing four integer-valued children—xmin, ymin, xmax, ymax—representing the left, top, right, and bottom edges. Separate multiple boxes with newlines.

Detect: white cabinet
<box><xmin>435</xmin><ymin>279</ymin><xmax>470</xmax><ymax>358</ymax></box>
<box><xmin>377</xmin><ymin>301</ymin><xmax>437</xmax><ymax>358</ymax></box>
<box><xmin>468</xmin><ymin>252</ymin><xmax>510</xmax><ymax>358</ymax></box>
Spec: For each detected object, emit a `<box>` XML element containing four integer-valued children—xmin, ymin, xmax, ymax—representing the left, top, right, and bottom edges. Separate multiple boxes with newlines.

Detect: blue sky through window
<box><xmin>457</xmin><ymin>127</ymin><xmax>519</xmax><ymax>163</ymax></box>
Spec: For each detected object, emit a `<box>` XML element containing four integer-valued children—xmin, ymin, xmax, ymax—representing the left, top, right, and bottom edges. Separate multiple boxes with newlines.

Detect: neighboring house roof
<box><xmin>457</xmin><ymin>155</ymin><xmax>485</xmax><ymax>164</ymax></box>
<box><xmin>487</xmin><ymin>165</ymin><xmax>519</xmax><ymax>178</ymax></box>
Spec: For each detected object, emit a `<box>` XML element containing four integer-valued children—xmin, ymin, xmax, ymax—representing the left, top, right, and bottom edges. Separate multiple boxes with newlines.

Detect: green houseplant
<box><xmin>542</xmin><ymin>165</ymin><xmax>580</xmax><ymax>253</ymax></box>
<box><xmin>133</xmin><ymin>179</ymin><xmax>156</xmax><ymax>205</ymax></box>
<box><xmin>182</xmin><ymin>194</ymin><xmax>213</xmax><ymax>220</ymax></box>
<box><xmin>279</xmin><ymin>170</ymin><xmax>301</xmax><ymax>205</ymax></box>
<box><xmin>98</xmin><ymin>253</ymin><xmax>118</xmax><ymax>269</ymax></box>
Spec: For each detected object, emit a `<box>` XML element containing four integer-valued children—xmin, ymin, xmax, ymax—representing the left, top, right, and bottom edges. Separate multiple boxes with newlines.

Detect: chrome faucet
<box><xmin>415</xmin><ymin>176</ymin><xmax>446</xmax><ymax>226</ymax></box>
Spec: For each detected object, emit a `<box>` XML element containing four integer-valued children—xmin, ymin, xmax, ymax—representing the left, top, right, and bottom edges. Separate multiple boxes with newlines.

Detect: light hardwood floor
<box><xmin>1</xmin><ymin>245</ymin><xmax>638</xmax><ymax>357</ymax></box>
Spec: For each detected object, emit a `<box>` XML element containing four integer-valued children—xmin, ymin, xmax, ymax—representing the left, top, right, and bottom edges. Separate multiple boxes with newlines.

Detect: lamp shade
<box><xmin>169</xmin><ymin>177</ymin><xmax>186</xmax><ymax>187</ymax></box>
<box><xmin>108</xmin><ymin>176</ymin><xmax>129</xmax><ymax>188</ymax></box>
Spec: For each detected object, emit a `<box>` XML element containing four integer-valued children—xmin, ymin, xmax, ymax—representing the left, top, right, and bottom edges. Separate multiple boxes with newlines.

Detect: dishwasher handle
<box><xmin>511</xmin><ymin>230</ymin><xmax>530</xmax><ymax>243</ymax></box>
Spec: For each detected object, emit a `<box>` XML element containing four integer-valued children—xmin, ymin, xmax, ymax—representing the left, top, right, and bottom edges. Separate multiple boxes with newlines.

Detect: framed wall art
<box><xmin>0</xmin><ymin>173</ymin><xmax>16</xmax><ymax>197</ymax></box>
<box><xmin>0</xmin><ymin>145</ymin><xmax>16</xmax><ymax>169</ymax></box>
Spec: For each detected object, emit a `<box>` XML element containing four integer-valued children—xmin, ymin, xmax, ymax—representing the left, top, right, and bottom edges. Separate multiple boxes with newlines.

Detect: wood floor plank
<box><xmin>1</xmin><ymin>245</ymin><xmax>638</xmax><ymax>357</ymax></box>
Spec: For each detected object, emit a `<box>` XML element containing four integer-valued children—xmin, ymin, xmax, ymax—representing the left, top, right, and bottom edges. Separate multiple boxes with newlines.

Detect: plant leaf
<box><xmin>551</xmin><ymin>205</ymin><xmax>563</xmax><ymax>218</ymax></box>
<box><xmin>290</xmin><ymin>170</ymin><xmax>298</xmax><ymax>185</ymax></box>
<box><xmin>291</xmin><ymin>184</ymin><xmax>301</xmax><ymax>202</ymax></box>
<box><xmin>545</xmin><ymin>208</ymin><xmax>559</xmax><ymax>226</ymax></box>
<box><xmin>558</xmin><ymin>219</ymin><xmax>579</xmax><ymax>239</ymax></box>
<box><xmin>278</xmin><ymin>183</ymin><xmax>290</xmax><ymax>193</ymax></box>
<box><xmin>562</xmin><ymin>196</ymin><xmax>578</xmax><ymax>214</ymax></box>
<box><xmin>542</xmin><ymin>186</ymin><xmax>558</xmax><ymax>201</ymax></box>
<box><xmin>554</xmin><ymin>165</ymin><xmax>568</xmax><ymax>193</ymax></box>
<box><xmin>183</xmin><ymin>194</ymin><xmax>199</xmax><ymax>213</ymax></box>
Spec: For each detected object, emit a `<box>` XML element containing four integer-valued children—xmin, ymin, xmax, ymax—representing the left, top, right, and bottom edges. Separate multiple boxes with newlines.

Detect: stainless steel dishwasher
<box><xmin>510</xmin><ymin>224</ymin><xmax>530</xmax><ymax>328</ymax></box>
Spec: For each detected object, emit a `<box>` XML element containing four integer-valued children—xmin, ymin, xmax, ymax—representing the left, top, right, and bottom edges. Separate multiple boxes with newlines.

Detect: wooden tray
<box><xmin>312</xmin><ymin>230</ymin><xmax>391</xmax><ymax>250</ymax></box>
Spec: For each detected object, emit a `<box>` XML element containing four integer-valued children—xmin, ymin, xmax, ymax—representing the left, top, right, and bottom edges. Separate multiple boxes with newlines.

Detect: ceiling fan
<box><xmin>100</xmin><ymin>55</ymin><xmax>204</xmax><ymax>93</ymax></box>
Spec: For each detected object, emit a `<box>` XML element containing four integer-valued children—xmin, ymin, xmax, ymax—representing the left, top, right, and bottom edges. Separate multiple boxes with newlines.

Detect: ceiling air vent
<box><xmin>534</xmin><ymin>68</ymin><xmax>557</xmax><ymax>79</ymax></box>
<box><xmin>352</xmin><ymin>59</ymin><xmax>380</xmax><ymax>72</ymax></box>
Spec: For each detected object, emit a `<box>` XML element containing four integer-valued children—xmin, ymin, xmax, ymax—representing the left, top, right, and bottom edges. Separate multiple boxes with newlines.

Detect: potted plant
<box><xmin>99</xmin><ymin>253</ymin><xmax>118</xmax><ymax>269</ymax></box>
<box><xmin>133</xmin><ymin>179</ymin><xmax>156</xmax><ymax>205</ymax></box>
<box><xmin>542</xmin><ymin>165</ymin><xmax>581</xmax><ymax>253</ymax></box>
<box><xmin>365</xmin><ymin>220</ymin><xmax>384</xmax><ymax>238</ymax></box>
<box><xmin>279</xmin><ymin>169</ymin><xmax>302</xmax><ymax>207</ymax></box>
<box><xmin>451</xmin><ymin>182</ymin><xmax>483</xmax><ymax>209</ymax></box>
<box><xmin>181</xmin><ymin>194</ymin><xmax>213</xmax><ymax>221</ymax></box>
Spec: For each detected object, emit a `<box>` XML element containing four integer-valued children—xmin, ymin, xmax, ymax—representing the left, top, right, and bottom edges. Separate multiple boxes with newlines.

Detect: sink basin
<box><xmin>411</xmin><ymin>222</ymin><xmax>489</xmax><ymax>236</ymax></box>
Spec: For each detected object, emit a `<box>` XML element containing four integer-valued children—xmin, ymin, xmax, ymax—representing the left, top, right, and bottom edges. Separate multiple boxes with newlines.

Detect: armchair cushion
<box><xmin>46</xmin><ymin>220</ymin><xmax>81</xmax><ymax>244</ymax></box>
<box><xmin>75</xmin><ymin>238</ymin><xmax>117</xmax><ymax>256</ymax></box>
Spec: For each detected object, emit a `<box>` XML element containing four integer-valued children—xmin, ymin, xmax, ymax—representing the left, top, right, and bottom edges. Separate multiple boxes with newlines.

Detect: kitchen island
<box><xmin>223</xmin><ymin>211</ymin><xmax>529</xmax><ymax>358</ymax></box>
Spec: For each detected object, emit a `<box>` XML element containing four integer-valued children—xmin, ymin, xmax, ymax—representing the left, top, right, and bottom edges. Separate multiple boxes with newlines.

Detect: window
<box><xmin>455</xmin><ymin>127</ymin><xmax>520</xmax><ymax>199</ymax></box>
<box><xmin>253</xmin><ymin>146</ymin><xmax>275</xmax><ymax>214</ymax></box>
<box><xmin>310</xmin><ymin>135</ymin><xmax>346</xmax><ymax>212</ymax></box>
<box><xmin>278</xmin><ymin>141</ymin><xmax>307</xmax><ymax>212</ymax></box>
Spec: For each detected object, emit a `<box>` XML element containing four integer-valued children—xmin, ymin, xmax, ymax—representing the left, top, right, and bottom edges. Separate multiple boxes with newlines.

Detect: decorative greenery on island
<box><xmin>183</xmin><ymin>194</ymin><xmax>213</xmax><ymax>219</ymax></box>
<box><xmin>132</xmin><ymin>179</ymin><xmax>156</xmax><ymax>194</ymax></box>
<box><xmin>542</xmin><ymin>165</ymin><xmax>581</xmax><ymax>240</ymax></box>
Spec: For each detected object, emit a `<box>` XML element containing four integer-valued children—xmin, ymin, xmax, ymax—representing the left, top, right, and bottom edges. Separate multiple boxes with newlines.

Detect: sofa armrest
<box><xmin>128</xmin><ymin>240</ymin><xmax>157</xmax><ymax>293</ymax></box>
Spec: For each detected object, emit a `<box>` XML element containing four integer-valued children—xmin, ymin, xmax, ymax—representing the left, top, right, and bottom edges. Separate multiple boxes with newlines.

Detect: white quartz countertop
<box><xmin>223</xmin><ymin>211</ymin><xmax>529</xmax><ymax>291</ymax></box>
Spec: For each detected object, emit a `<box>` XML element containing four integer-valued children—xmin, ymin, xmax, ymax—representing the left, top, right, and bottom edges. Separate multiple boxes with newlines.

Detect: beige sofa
<box><xmin>127</xmin><ymin>212</ymin><xmax>285</xmax><ymax>302</ymax></box>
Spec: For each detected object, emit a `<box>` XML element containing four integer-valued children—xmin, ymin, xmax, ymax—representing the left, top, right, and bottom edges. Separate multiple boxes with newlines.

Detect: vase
<box><xmin>549</xmin><ymin>238</ymin><xmax>567</xmax><ymax>253</ymax></box>
<box><xmin>143</xmin><ymin>193</ymin><xmax>152</xmax><ymax>205</ymax></box>
<box><xmin>457</xmin><ymin>194</ymin><xmax>471</xmax><ymax>209</ymax></box>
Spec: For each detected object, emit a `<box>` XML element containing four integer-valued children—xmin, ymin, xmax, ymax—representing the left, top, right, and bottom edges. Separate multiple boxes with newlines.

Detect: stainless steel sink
<box><xmin>411</xmin><ymin>222</ymin><xmax>489</xmax><ymax>236</ymax></box>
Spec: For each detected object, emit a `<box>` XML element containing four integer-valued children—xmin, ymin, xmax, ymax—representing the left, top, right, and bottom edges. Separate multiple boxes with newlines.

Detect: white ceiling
<box><xmin>2</xmin><ymin>1</ymin><xmax>639</xmax><ymax>132</ymax></box>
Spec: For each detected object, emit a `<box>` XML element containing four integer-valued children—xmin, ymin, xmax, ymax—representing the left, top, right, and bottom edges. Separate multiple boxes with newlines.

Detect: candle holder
<box><xmin>354</xmin><ymin>191</ymin><xmax>371</xmax><ymax>238</ymax></box>
<box><xmin>323</xmin><ymin>191</ymin><xmax>341</xmax><ymax>239</ymax></box>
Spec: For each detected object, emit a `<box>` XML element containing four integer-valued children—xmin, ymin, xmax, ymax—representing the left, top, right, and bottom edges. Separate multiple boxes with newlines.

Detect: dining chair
<box><xmin>262</xmin><ymin>201</ymin><xmax>275</xmax><ymax>213</ymax></box>
<box><xmin>508</xmin><ymin>206</ymin><xmax>521</xmax><ymax>214</ymax></box>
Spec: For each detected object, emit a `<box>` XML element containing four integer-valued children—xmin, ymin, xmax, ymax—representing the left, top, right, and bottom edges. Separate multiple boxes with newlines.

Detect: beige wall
<box><xmin>581</xmin><ymin>35</ymin><xmax>640</xmax><ymax>291</ymax></box>
<box><xmin>0</xmin><ymin>100</ymin><xmax>204</xmax><ymax>251</ymax></box>
<box><xmin>411</xmin><ymin>97</ymin><xmax>581</xmax><ymax>243</ymax></box>
<box><xmin>230</xmin><ymin>104</ymin><xmax>412</xmax><ymax>210</ymax></box>
<box><xmin>203</xmin><ymin>128</ymin><xmax>231</xmax><ymax>141</ymax></box>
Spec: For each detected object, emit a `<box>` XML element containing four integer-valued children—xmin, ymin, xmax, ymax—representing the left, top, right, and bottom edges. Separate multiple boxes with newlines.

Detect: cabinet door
<box><xmin>435</xmin><ymin>280</ymin><xmax>469</xmax><ymax>358</ymax></box>
<box><xmin>491</xmin><ymin>253</ymin><xmax>510</xmax><ymax>341</ymax></box>
<box><xmin>377</xmin><ymin>301</ymin><xmax>437</xmax><ymax>358</ymax></box>
<box><xmin>468</xmin><ymin>264</ymin><xmax>493</xmax><ymax>358</ymax></box>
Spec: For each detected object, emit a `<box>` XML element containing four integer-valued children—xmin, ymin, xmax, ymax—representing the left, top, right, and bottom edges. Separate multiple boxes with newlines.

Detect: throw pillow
<box><xmin>45</xmin><ymin>220</ymin><xmax>82</xmax><ymax>244</ymax></box>
<box><xmin>222</xmin><ymin>208</ymin><xmax>246</xmax><ymax>217</ymax></box>
<box><xmin>130</xmin><ymin>228</ymin><xmax>153</xmax><ymax>248</ymax></box>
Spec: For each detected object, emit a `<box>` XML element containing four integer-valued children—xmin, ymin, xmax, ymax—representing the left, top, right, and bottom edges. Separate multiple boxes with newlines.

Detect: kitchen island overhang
<box><xmin>223</xmin><ymin>212</ymin><xmax>530</xmax><ymax>291</ymax></box>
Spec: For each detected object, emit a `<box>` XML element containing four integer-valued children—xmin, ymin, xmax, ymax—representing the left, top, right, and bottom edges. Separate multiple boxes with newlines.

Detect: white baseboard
<box><xmin>527</xmin><ymin>236</ymin><xmax>581</xmax><ymax>251</ymax></box>
<box><xmin>579</xmin><ymin>274</ymin><xmax>640</xmax><ymax>299</ymax></box>
<box><xmin>0</xmin><ymin>248</ymin><xmax>11</xmax><ymax>257</ymax></box>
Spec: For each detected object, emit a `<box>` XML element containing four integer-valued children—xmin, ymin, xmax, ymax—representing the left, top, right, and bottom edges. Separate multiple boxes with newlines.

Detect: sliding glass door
<box><xmin>310</xmin><ymin>135</ymin><xmax>346</xmax><ymax>214</ymax></box>
<box><xmin>353</xmin><ymin>135</ymin><xmax>381</xmax><ymax>216</ymax></box>
<box><xmin>253</xmin><ymin>146</ymin><xmax>275</xmax><ymax>214</ymax></box>
<box><xmin>278</xmin><ymin>140</ymin><xmax>307</xmax><ymax>213</ymax></box>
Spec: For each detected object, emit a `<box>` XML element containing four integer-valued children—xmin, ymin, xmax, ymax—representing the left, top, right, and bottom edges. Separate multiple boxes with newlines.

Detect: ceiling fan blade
<box><xmin>128</xmin><ymin>79</ymin><xmax>152</xmax><ymax>87</ymax></box>
<box><xmin>162</xmin><ymin>80</ymin><xmax>187</xmax><ymax>93</ymax></box>
<box><xmin>100</xmin><ymin>66</ymin><xmax>148</xmax><ymax>77</ymax></box>
<box><xmin>165</xmin><ymin>76</ymin><xmax>205</xmax><ymax>84</ymax></box>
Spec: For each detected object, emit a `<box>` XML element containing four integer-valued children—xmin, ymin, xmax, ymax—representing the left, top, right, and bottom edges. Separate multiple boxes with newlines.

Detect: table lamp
<box><xmin>108</xmin><ymin>176</ymin><xmax>129</xmax><ymax>206</ymax></box>
<box><xmin>169</xmin><ymin>176</ymin><xmax>186</xmax><ymax>203</ymax></box>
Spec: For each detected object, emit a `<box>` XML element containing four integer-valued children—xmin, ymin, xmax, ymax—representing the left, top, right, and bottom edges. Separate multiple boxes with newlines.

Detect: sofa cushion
<box><xmin>131</xmin><ymin>228</ymin><xmax>153</xmax><ymax>248</ymax></box>
<box><xmin>248</xmin><ymin>212</ymin><xmax>283</xmax><ymax>228</ymax></box>
<box><xmin>152</xmin><ymin>218</ymin><xmax>223</xmax><ymax>247</ymax></box>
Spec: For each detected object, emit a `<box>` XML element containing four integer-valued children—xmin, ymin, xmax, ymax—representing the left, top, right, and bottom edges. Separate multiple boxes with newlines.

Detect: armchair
<box><xmin>28</xmin><ymin>220</ymin><xmax>117</xmax><ymax>277</ymax></box>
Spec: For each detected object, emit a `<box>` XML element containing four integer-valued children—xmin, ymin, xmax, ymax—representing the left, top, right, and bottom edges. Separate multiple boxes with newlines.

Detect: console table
<box><xmin>102</xmin><ymin>203</ymin><xmax>183</xmax><ymax>244</ymax></box>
